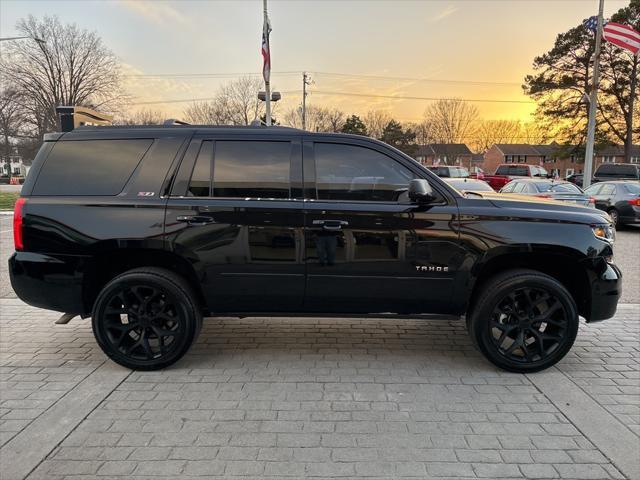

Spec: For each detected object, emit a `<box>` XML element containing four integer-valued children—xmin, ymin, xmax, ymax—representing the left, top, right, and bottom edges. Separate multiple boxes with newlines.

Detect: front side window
<box><xmin>314</xmin><ymin>143</ymin><xmax>415</xmax><ymax>202</ymax></box>
<box><xmin>213</xmin><ymin>141</ymin><xmax>291</xmax><ymax>198</ymax></box>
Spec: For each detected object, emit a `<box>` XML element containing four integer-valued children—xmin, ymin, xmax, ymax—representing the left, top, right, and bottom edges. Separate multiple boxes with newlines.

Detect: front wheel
<box><xmin>92</xmin><ymin>268</ymin><xmax>202</xmax><ymax>370</ymax></box>
<box><xmin>468</xmin><ymin>269</ymin><xmax>579</xmax><ymax>373</ymax></box>
<box><xmin>607</xmin><ymin>208</ymin><xmax>619</xmax><ymax>227</ymax></box>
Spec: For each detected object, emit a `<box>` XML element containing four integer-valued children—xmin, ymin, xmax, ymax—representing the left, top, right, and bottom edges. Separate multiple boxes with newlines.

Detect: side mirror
<box><xmin>409</xmin><ymin>179</ymin><xmax>435</xmax><ymax>204</ymax></box>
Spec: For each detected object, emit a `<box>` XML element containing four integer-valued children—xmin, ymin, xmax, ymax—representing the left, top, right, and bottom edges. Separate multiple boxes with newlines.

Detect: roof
<box><xmin>596</xmin><ymin>145</ymin><xmax>640</xmax><ymax>156</ymax></box>
<box><xmin>414</xmin><ymin>145</ymin><xmax>435</xmax><ymax>157</ymax></box>
<box><xmin>429</xmin><ymin>143</ymin><xmax>472</xmax><ymax>156</ymax></box>
<box><xmin>494</xmin><ymin>144</ymin><xmax>542</xmax><ymax>155</ymax></box>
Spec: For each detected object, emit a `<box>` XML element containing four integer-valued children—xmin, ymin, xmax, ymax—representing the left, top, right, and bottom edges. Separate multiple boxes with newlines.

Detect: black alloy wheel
<box><xmin>92</xmin><ymin>268</ymin><xmax>201</xmax><ymax>370</ymax></box>
<box><xmin>469</xmin><ymin>269</ymin><xmax>579</xmax><ymax>373</ymax></box>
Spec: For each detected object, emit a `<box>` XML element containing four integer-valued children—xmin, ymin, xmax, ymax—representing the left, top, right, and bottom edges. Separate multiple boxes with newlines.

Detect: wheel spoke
<box><xmin>141</xmin><ymin>332</ymin><xmax>154</xmax><ymax>359</ymax></box>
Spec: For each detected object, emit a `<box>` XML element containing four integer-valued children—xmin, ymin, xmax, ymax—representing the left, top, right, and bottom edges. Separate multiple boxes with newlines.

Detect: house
<box><xmin>1</xmin><ymin>154</ymin><xmax>27</xmax><ymax>177</ymax></box>
<box><xmin>413</xmin><ymin>144</ymin><xmax>473</xmax><ymax>168</ymax></box>
<box><xmin>482</xmin><ymin>143</ymin><xmax>640</xmax><ymax>178</ymax></box>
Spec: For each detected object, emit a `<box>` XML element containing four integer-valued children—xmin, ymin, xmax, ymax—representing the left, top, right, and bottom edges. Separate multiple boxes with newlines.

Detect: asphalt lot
<box><xmin>1</xmin><ymin>215</ymin><xmax>638</xmax><ymax>303</ymax></box>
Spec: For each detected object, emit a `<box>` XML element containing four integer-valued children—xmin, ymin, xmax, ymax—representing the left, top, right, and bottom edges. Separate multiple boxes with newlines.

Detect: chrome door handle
<box><xmin>312</xmin><ymin>219</ymin><xmax>349</xmax><ymax>231</ymax></box>
<box><xmin>176</xmin><ymin>215</ymin><xmax>214</xmax><ymax>226</ymax></box>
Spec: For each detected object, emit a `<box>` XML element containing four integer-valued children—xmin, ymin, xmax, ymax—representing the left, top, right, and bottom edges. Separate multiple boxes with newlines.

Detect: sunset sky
<box><xmin>0</xmin><ymin>0</ymin><xmax>631</xmax><ymax>123</ymax></box>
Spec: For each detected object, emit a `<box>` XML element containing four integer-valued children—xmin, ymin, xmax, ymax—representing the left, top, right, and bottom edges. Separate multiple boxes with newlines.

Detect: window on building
<box><xmin>505</xmin><ymin>155</ymin><xmax>513</xmax><ymax>163</ymax></box>
<box><xmin>630</xmin><ymin>156</ymin><xmax>639</xmax><ymax>164</ymax></box>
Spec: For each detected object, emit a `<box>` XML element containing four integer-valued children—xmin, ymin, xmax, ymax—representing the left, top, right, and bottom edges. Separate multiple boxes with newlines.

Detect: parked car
<box><xmin>565</xmin><ymin>173</ymin><xmax>584</xmax><ymax>188</ymax></box>
<box><xmin>593</xmin><ymin>163</ymin><xmax>640</xmax><ymax>183</ymax></box>
<box><xmin>499</xmin><ymin>179</ymin><xmax>594</xmax><ymax>208</ymax></box>
<box><xmin>443</xmin><ymin>178</ymin><xmax>494</xmax><ymax>193</ymax></box>
<box><xmin>426</xmin><ymin>165</ymin><xmax>470</xmax><ymax>178</ymax></box>
<box><xmin>583</xmin><ymin>181</ymin><xmax>640</xmax><ymax>226</ymax></box>
<box><xmin>476</xmin><ymin>164</ymin><xmax>549</xmax><ymax>191</ymax></box>
<box><xmin>10</xmin><ymin>124</ymin><xmax>620</xmax><ymax>373</ymax></box>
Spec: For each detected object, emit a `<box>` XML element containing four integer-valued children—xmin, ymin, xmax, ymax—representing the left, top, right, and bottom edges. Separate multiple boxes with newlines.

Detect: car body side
<box><xmin>9</xmin><ymin>127</ymin><xmax>620</xmax><ymax>324</ymax></box>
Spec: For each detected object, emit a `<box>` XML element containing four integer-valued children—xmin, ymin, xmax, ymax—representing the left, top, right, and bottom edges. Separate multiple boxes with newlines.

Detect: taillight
<box><xmin>13</xmin><ymin>197</ymin><xmax>26</xmax><ymax>251</ymax></box>
<box><xmin>628</xmin><ymin>198</ymin><xmax>640</xmax><ymax>206</ymax></box>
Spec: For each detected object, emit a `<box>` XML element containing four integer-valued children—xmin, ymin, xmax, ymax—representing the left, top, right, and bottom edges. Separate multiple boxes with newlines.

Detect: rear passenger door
<box><xmin>165</xmin><ymin>134</ymin><xmax>305</xmax><ymax>313</ymax></box>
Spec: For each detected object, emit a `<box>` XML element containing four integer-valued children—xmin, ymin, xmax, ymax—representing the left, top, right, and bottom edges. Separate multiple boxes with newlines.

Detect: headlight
<box><xmin>592</xmin><ymin>224</ymin><xmax>615</xmax><ymax>243</ymax></box>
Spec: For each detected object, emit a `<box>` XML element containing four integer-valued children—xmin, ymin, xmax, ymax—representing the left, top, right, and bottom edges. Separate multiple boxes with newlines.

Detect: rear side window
<box><xmin>624</xmin><ymin>183</ymin><xmax>640</xmax><ymax>194</ymax></box>
<box><xmin>213</xmin><ymin>141</ymin><xmax>291</xmax><ymax>198</ymax></box>
<box><xmin>33</xmin><ymin>139</ymin><xmax>152</xmax><ymax>196</ymax></box>
<box><xmin>188</xmin><ymin>141</ymin><xmax>213</xmax><ymax>197</ymax></box>
<box><xmin>314</xmin><ymin>143</ymin><xmax>415</xmax><ymax>202</ymax></box>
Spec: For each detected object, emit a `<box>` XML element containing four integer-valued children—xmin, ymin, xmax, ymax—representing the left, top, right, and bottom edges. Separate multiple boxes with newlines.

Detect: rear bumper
<box><xmin>9</xmin><ymin>252</ymin><xmax>88</xmax><ymax>314</ymax></box>
<box><xmin>582</xmin><ymin>257</ymin><xmax>622</xmax><ymax>322</ymax></box>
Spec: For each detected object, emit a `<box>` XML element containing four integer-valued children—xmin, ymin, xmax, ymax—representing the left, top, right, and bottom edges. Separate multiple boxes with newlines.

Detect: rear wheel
<box><xmin>468</xmin><ymin>269</ymin><xmax>579</xmax><ymax>373</ymax></box>
<box><xmin>92</xmin><ymin>268</ymin><xmax>202</xmax><ymax>370</ymax></box>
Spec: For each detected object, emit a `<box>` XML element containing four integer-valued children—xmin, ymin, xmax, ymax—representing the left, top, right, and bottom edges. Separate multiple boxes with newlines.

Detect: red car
<box><xmin>474</xmin><ymin>164</ymin><xmax>550</xmax><ymax>191</ymax></box>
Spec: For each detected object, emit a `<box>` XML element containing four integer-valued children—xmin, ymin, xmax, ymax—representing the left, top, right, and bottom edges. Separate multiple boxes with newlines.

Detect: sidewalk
<box><xmin>0</xmin><ymin>299</ymin><xmax>638</xmax><ymax>479</ymax></box>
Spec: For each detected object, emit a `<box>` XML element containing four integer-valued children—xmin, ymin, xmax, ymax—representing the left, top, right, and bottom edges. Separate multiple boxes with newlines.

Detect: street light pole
<box><xmin>302</xmin><ymin>72</ymin><xmax>311</xmax><ymax>130</ymax></box>
<box><xmin>583</xmin><ymin>0</ymin><xmax>605</xmax><ymax>189</ymax></box>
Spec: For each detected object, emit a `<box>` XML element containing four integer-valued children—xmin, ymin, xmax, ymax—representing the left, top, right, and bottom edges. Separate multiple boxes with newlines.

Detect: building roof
<box><xmin>596</xmin><ymin>144</ymin><xmax>640</xmax><ymax>156</ymax></box>
<box><xmin>494</xmin><ymin>144</ymin><xmax>542</xmax><ymax>156</ymax></box>
<box><xmin>429</xmin><ymin>143</ymin><xmax>472</xmax><ymax>156</ymax></box>
<box><xmin>414</xmin><ymin>145</ymin><xmax>435</xmax><ymax>157</ymax></box>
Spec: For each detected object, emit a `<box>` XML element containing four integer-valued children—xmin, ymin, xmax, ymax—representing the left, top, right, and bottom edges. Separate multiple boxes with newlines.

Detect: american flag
<box><xmin>583</xmin><ymin>16</ymin><xmax>598</xmax><ymax>32</ymax></box>
<box><xmin>261</xmin><ymin>15</ymin><xmax>272</xmax><ymax>83</ymax></box>
<box><xmin>603</xmin><ymin>22</ymin><xmax>640</xmax><ymax>56</ymax></box>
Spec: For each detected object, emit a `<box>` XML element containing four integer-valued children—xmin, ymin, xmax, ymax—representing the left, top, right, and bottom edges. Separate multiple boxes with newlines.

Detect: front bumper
<box><xmin>581</xmin><ymin>257</ymin><xmax>622</xmax><ymax>322</ymax></box>
<box><xmin>9</xmin><ymin>252</ymin><xmax>89</xmax><ymax>314</ymax></box>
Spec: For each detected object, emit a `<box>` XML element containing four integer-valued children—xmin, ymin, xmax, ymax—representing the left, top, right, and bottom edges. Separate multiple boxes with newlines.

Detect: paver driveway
<box><xmin>0</xmin><ymin>298</ymin><xmax>638</xmax><ymax>480</ymax></box>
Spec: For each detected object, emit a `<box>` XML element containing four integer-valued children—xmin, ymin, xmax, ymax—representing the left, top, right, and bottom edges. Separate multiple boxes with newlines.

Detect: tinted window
<box><xmin>34</xmin><ymin>139</ymin><xmax>152</xmax><ymax>195</ymax></box>
<box><xmin>213</xmin><ymin>141</ymin><xmax>291</xmax><ymax>198</ymax></box>
<box><xmin>315</xmin><ymin>143</ymin><xmax>415</xmax><ymax>201</ymax></box>
<box><xmin>597</xmin><ymin>164</ymin><xmax>639</xmax><ymax>177</ymax></box>
<box><xmin>496</xmin><ymin>165</ymin><xmax>528</xmax><ymax>176</ymax></box>
<box><xmin>624</xmin><ymin>183</ymin><xmax>640</xmax><ymax>194</ymax></box>
<box><xmin>188</xmin><ymin>141</ymin><xmax>212</xmax><ymax>197</ymax></box>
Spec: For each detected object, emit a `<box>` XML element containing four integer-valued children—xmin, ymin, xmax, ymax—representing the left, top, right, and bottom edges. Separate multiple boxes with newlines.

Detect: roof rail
<box><xmin>163</xmin><ymin>119</ymin><xmax>190</xmax><ymax>126</ymax></box>
<box><xmin>56</xmin><ymin>106</ymin><xmax>113</xmax><ymax>132</ymax></box>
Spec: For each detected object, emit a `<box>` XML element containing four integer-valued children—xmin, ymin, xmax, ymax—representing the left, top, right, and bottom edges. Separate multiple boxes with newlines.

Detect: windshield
<box><xmin>449</xmin><ymin>180</ymin><xmax>493</xmax><ymax>192</ymax></box>
<box><xmin>624</xmin><ymin>183</ymin><xmax>640</xmax><ymax>194</ymax></box>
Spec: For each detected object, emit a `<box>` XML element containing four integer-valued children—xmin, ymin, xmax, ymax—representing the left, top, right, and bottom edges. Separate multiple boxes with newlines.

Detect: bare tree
<box><xmin>118</xmin><ymin>108</ymin><xmax>165</xmax><ymax>125</ymax></box>
<box><xmin>520</xmin><ymin>121</ymin><xmax>554</xmax><ymax>144</ymax></box>
<box><xmin>1</xmin><ymin>15</ymin><xmax>125</xmax><ymax>138</ymax></box>
<box><xmin>423</xmin><ymin>99</ymin><xmax>478</xmax><ymax>144</ymax></box>
<box><xmin>283</xmin><ymin>106</ymin><xmax>345</xmax><ymax>132</ymax></box>
<box><xmin>220</xmin><ymin>77</ymin><xmax>265</xmax><ymax>125</ymax></box>
<box><xmin>184</xmin><ymin>99</ymin><xmax>231</xmax><ymax>125</ymax></box>
<box><xmin>0</xmin><ymin>88</ymin><xmax>25</xmax><ymax>172</ymax></box>
<box><xmin>471</xmin><ymin>120</ymin><xmax>522</xmax><ymax>153</ymax></box>
<box><xmin>408</xmin><ymin>121</ymin><xmax>437</xmax><ymax>146</ymax></box>
<box><xmin>364</xmin><ymin>110</ymin><xmax>393</xmax><ymax>139</ymax></box>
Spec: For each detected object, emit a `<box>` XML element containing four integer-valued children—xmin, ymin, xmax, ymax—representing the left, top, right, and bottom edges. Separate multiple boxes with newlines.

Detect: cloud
<box><xmin>117</xmin><ymin>0</ymin><xmax>189</xmax><ymax>26</ymax></box>
<box><xmin>431</xmin><ymin>4</ymin><xmax>459</xmax><ymax>23</ymax></box>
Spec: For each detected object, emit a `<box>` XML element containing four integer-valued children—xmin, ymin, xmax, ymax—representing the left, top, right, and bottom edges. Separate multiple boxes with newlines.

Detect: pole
<box><xmin>302</xmin><ymin>72</ymin><xmax>308</xmax><ymax>130</ymax></box>
<box><xmin>263</xmin><ymin>0</ymin><xmax>271</xmax><ymax>126</ymax></box>
<box><xmin>625</xmin><ymin>54</ymin><xmax>638</xmax><ymax>162</ymax></box>
<box><xmin>583</xmin><ymin>0</ymin><xmax>605</xmax><ymax>189</ymax></box>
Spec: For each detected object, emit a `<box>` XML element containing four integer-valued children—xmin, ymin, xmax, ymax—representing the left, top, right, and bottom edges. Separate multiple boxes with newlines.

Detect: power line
<box><xmin>123</xmin><ymin>71</ymin><xmax>300</xmax><ymax>79</ymax></box>
<box><xmin>130</xmin><ymin>90</ymin><xmax>303</xmax><ymax>106</ymax></box>
<box><xmin>310</xmin><ymin>71</ymin><xmax>524</xmax><ymax>87</ymax></box>
<box><xmin>310</xmin><ymin>90</ymin><xmax>535</xmax><ymax>105</ymax></box>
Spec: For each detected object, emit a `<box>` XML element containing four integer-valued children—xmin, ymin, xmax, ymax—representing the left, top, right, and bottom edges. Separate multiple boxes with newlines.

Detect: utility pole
<box><xmin>583</xmin><ymin>0</ymin><xmax>605</xmax><ymax>189</ymax></box>
<box><xmin>263</xmin><ymin>0</ymin><xmax>272</xmax><ymax>126</ymax></box>
<box><xmin>302</xmin><ymin>72</ymin><xmax>311</xmax><ymax>130</ymax></box>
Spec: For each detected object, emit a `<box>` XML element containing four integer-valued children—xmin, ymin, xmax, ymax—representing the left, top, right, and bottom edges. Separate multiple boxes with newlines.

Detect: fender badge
<box><xmin>415</xmin><ymin>265</ymin><xmax>449</xmax><ymax>272</ymax></box>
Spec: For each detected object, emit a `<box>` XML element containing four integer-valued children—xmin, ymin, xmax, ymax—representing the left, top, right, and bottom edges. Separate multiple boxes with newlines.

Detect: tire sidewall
<box><xmin>471</xmin><ymin>274</ymin><xmax>579</xmax><ymax>373</ymax></box>
<box><xmin>92</xmin><ymin>272</ymin><xmax>199</xmax><ymax>370</ymax></box>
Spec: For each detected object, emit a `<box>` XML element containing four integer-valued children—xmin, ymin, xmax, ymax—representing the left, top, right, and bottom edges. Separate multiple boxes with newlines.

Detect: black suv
<box><xmin>593</xmin><ymin>163</ymin><xmax>640</xmax><ymax>183</ymax></box>
<box><xmin>10</xmin><ymin>125</ymin><xmax>621</xmax><ymax>372</ymax></box>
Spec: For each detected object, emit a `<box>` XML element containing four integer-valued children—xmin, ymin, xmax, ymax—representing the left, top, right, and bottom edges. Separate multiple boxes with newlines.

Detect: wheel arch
<box><xmin>466</xmin><ymin>247</ymin><xmax>591</xmax><ymax>320</ymax></box>
<box><xmin>82</xmin><ymin>248</ymin><xmax>206</xmax><ymax>316</ymax></box>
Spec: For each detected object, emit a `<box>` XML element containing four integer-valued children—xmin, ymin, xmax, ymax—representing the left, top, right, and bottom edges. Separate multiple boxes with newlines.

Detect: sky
<box><xmin>0</xmin><ymin>0</ymin><xmax>631</xmax><ymax>124</ymax></box>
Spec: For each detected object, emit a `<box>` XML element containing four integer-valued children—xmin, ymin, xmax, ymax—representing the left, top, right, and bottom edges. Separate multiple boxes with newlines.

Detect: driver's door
<box><xmin>302</xmin><ymin>138</ymin><xmax>461</xmax><ymax>314</ymax></box>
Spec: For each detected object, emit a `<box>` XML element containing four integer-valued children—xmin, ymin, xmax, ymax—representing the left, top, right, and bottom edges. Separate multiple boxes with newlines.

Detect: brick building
<box><xmin>414</xmin><ymin>144</ymin><xmax>473</xmax><ymax>168</ymax></box>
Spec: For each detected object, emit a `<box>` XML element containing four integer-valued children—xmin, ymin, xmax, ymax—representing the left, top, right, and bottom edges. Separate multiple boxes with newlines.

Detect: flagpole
<box><xmin>583</xmin><ymin>0</ymin><xmax>605</xmax><ymax>189</ymax></box>
<box><xmin>263</xmin><ymin>0</ymin><xmax>271</xmax><ymax>126</ymax></box>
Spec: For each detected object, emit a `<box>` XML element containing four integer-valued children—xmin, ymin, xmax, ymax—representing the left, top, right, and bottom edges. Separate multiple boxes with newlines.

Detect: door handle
<box><xmin>176</xmin><ymin>215</ymin><xmax>214</xmax><ymax>226</ymax></box>
<box><xmin>312</xmin><ymin>219</ymin><xmax>349</xmax><ymax>231</ymax></box>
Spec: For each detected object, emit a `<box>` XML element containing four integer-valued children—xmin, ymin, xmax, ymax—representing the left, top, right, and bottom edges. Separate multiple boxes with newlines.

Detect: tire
<box><xmin>468</xmin><ymin>269</ymin><xmax>579</xmax><ymax>373</ymax></box>
<box><xmin>607</xmin><ymin>208</ymin><xmax>619</xmax><ymax>227</ymax></box>
<box><xmin>92</xmin><ymin>267</ymin><xmax>202</xmax><ymax>370</ymax></box>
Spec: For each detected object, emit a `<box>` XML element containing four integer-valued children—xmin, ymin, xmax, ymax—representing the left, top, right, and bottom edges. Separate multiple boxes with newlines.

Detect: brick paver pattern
<box><xmin>1</xmin><ymin>299</ymin><xmax>638</xmax><ymax>479</ymax></box>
